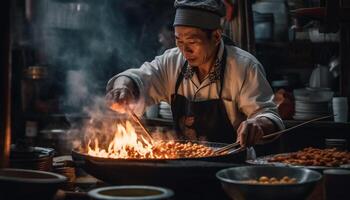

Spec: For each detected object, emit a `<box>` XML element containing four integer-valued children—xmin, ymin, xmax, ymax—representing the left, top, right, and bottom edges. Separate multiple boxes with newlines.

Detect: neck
<box><xmin>197</xmin><ymin>46</ymin><xmax>220</xmax><ymax>81</ymax></box>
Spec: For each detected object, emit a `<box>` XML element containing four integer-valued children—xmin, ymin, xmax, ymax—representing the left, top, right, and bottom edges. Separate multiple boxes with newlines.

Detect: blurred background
<box><xmin>2</xmin><ymin>0</ymin><xmax>350</xmax><ymax>157</ymax></box>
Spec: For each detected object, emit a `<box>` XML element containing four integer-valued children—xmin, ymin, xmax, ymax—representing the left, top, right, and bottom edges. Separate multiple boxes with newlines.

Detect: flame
<box><xmin>87</xmin><ymin>120</ymin><xmax>155</xmax><ymax>159</ymax></box>
<box><xmin>86</xmin><ymin>120</ymin><xmax>215</xmax><ymax>159</ymax></box>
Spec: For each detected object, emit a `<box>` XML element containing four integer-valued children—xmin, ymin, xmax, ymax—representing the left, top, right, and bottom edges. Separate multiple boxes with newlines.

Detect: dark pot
<box><xmin>0</xmin><ymin>168</ymin><xmax>67</xmax><ymax>200</ymax></box>
<box><xmin>10</xmin><ymin>144</ymin><xmax>55</xmax><ymax>171</ymax></box>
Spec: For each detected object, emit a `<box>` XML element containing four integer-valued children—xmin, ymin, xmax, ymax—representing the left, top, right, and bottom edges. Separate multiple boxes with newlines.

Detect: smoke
<box><xmin>64</xmin><ymin>70</ymin><xmax>89</xmax><ymax>108</ymax></box>
<box><xmin>32</xmin><ymin>0</ymin><xmax>154</xmax><ymax>114</ymax></box>
<box><xmin>151</xmin><ymin>128</ymin><xmax>177</xmax><ymax>141</ymax></box>
<box><xmin>27</xmin><ymin>0</ymin><xmax>178</xmax><ymax>153</ymax></box>
<box><xmin>29</xmin><ymin>0</ymin><xmax>175</xmax><ymax>115</ymax></box>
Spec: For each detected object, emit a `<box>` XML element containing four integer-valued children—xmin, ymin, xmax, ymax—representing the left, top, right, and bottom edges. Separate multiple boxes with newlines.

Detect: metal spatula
<box><xmin>214</xmin><ymin>115</ymin><xmax>333</xmax><ymax>155</ymax></box>
<box><xmin>126</xmin><ymin>107</ymin><xmax>154</xmax><ymax>145</ymax></box>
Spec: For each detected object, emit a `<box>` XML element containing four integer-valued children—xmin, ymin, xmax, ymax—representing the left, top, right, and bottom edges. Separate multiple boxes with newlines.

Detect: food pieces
<box><xmin>151</xmin><ymin>141</ymin><xmax>215</xmax><ymax>159</ymax></box>
<box><xmin>268</xmin><ymin>147</ymin><xmax>350</xmax><ymax>167</ymax></box>
<box><xmin>243</xmin><ymin>176</ymin><xmax>297</xmax><ymax>184</ymax></box>
<box><xmin>94</xmin><ymin>141</ymin><xmax>215</xmax><ymax>159</ymax></box>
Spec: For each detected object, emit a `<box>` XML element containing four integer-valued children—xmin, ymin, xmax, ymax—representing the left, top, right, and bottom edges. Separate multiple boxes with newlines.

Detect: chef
<box><xmin>106</xmin><ymin>0</ymin><xmax>284</xmax><ymax>147</ymax></box>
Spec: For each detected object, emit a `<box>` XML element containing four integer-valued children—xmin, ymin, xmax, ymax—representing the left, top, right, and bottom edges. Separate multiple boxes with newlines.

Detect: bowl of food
<box><xmin>0</xmin><ymin>168</ymin><xmax>67</xmax><ymax>200</ymax></box>
<box><xmin>88</xmin><ymin>185</ymin><xmax>174</xmax><ymax>200</ymax></box>
<box><xmin>247</xmin><ymin>147</ymin><xmax>350</xmax><ymax>169</ymax></box>
<box><xmin>216</xmin><ymin>166</ymin><xmax>322</xmax><ymax>200</ymax></box>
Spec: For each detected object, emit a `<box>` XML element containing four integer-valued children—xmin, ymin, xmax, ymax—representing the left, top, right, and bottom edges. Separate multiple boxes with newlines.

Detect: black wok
<box><xmin>72</xmin><ymin>140</ymin><xmax>246</xmax><ymax>200</ymax></box>
<box><xmin>72</xmin><ymin>140</ymin><xmax>246</xmax><ymax>163</ymax></box>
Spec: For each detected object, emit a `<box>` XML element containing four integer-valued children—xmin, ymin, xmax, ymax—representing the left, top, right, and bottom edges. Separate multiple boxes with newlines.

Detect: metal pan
<box><xmin>247</xmin><ymin>153</ymin><xmax>350</xmax><ymax>170</ymax></box>
<box><xmin>216</xmin><ymin>166</ymin><xmax>322</xmax><ymax>200</ymax></box>
<box><xmin>71</xmin><ymin>140</ymin><xmax>246</xmax><ymax>198</ymax></box>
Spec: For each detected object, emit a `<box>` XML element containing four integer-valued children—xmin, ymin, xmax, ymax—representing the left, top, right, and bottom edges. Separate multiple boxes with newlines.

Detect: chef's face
<box><xmin>175</xmin><ymin>26</ymin><xmax>221</xmax><ymax>67</ymax></box>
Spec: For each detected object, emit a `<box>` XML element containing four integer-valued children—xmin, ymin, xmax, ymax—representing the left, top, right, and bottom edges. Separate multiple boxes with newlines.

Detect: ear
<box><xmin>213</xmin><ymin>29</ymin><xmax>223</xmax><ymax>45</ymax></box>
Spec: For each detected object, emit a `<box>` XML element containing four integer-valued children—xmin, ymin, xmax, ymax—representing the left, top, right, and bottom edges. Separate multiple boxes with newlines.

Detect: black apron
<box><xmin>170</xmin><ymin>47</ymin><xmax>236</xmax><ymax>143</ymax></box>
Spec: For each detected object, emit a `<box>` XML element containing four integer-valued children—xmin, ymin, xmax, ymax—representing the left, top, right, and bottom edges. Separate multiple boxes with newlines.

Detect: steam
<box><xmin>27</xmin><ymin>0</ymin><xmax>178</xmax><ymax>153</ymax></box>
<box><xmin>33</xmin><ymin>0</ymin><xmax>151</xmax><ymax>115</ymax></box>
<box><xmin>65</xmin><ymin>70</ymin><xmax>89</xmax><ymax>108</ymax></box>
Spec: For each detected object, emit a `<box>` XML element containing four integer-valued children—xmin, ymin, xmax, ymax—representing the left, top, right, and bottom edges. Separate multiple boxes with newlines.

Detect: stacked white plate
<box><xmin>293</xmin><ymin>101</ymin><xmax>331</xmax><ymax>120</ymax></box>
<box><xmin>293</xmin><ymin>88</ymin><xmax>333</xmax><ymax>120</ymax></box>
<box><xmin>159</xmin><ymin>101</ymin><xmax>173</xmax><ymax>120</ymax></box>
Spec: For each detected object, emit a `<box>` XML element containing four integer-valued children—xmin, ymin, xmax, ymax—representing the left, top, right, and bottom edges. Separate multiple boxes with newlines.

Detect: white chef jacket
<box><xmin>107</xmin><ymin>39</ymin><xmax>284</xmax><ymax>131</ymax></box>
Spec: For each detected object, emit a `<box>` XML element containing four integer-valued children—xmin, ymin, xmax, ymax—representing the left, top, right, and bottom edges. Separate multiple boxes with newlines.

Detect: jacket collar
<box><xmin>183</xmin><ymin>39</ymin><xmax>224</xmax><ymax>82</ymax></box>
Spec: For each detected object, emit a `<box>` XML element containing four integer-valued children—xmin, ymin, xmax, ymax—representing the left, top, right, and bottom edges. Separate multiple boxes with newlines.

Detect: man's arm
<box><xmin>106</xmin><ymin>52</ymin><xmax>176</xmax><ymax>115</ymax></box>
<box><xmin>236</xmin><ymin>63</ymin><xmax>284</xmax><ymax>146</ymax></box>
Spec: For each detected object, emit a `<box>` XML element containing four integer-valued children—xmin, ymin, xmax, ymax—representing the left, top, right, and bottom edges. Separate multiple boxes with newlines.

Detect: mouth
<box><xmin>187</xmin><ymin>58</ymin><xmax>196</xmax><ymax>63</ymax></box>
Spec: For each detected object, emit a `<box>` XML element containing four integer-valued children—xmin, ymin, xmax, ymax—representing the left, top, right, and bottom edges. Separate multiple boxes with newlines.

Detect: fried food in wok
<box><xmin>152</xmin><ymin>141</ymin><xmax>215</xmax><ymax>159</ymax></box>
<box><xmin>88</xmin><ymin>141</ymin><xmax>216</xmax><ymax>159</ymax></box>
<box><xmin>268</xmin><ymin>147</ymin><xmax>350</xmax><ymax>167</ymax></box>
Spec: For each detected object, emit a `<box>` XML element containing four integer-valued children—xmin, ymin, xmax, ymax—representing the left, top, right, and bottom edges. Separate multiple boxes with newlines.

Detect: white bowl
<box><xmin>88</xmin><ymin>185</ymin><xmax>174</xmax><ymax>200</ymax></box>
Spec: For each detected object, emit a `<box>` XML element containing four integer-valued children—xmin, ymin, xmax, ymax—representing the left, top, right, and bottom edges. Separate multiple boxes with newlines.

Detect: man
<box><xmin>106</xmin><ymin>0</ymin><xmax>284</xmax><ymax>147</ymax></box>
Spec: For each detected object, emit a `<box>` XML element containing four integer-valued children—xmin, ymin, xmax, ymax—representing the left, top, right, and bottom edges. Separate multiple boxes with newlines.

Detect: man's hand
<box><xmin>105</xmin><ymin>76</ymin><xmax>139</xmax><ymax>113</ymax></box>
<box><xmin>236</xmin><ymin>117</ymin><xmax>277</xmax><ymax>147</ymax></box>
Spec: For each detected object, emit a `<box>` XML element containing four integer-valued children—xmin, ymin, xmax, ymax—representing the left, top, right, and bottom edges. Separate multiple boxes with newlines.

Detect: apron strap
<box><xmin>174</xmin><ymin>61</ymin><xmax>188</xmax><ymax>95</ymax></box>
<box><xmin>218</xmin><ymin>48</ymin><xmax>227</xmax><ymax>98</ymax></box>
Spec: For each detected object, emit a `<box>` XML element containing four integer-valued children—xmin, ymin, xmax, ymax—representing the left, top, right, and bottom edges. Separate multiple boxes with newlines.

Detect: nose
<box><xmin>181</xmin><ymin>44</ymin><xmax>193</xmax><ymax>55</ymax></box>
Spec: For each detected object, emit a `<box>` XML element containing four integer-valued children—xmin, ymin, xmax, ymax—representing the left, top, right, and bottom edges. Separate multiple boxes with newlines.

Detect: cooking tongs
<box><xmin>126</xmin><ymin>107</ymin><xmax>154</xmax><ymax>145</ymax></box>
<box><xmin>214</xmin><ymin>115</ymin><xmax>333</xmax><ymax>155</ymax></box>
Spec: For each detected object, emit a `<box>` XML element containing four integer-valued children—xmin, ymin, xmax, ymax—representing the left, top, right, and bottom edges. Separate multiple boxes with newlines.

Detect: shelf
<box><xmin>255</xmin><ymin>40</ymin><xmax>339</xmax><ymax>67</ymax></box>
<box><xmin>256</xmin><ymin>40</ymin><xmax>339</xmax><ymax>47</ymax></box>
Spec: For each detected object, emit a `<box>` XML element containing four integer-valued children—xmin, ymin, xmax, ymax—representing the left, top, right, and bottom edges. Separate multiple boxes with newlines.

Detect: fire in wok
<box><xmin>85</xmin><ymin>120</ymin><xmax>217</xmax><ymax>160</ymax></box>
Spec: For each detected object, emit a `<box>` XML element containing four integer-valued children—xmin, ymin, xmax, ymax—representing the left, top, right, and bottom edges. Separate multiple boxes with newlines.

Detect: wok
<box><xmin>216</xmin><ymin>166</ymin><xmax>322</xmax><ymax>200</ymax></box>
<box><xmin>72</xmin><ymin>140</ymin><xmax>246</xmax><ymax>163</ymax></box>
<box><xmin>72</xmin><ymin>140</ymin><xmax>246</xmax><ymax>200</ymax></box>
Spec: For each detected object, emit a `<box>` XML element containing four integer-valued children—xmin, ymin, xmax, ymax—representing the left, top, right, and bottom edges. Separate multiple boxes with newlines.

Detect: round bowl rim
<box><xmin>0</xmin><ymin>168</ymin><xmax>67</xmax><ymax>184</ymax></box>
<box><xmin>87</xmin><ymin>185</ymin><xmax>174</xmax><ymax>200</ymax></box>
<box><xmin>216</xmin><ymin>166</ymin><xmax>322</xmax><ymax>186</ymax></box>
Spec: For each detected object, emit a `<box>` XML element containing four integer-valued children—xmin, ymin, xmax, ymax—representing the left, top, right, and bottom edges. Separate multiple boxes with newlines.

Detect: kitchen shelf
<box><xmin>256</xmin><ymin>40</ymin><xmax>339</xmax><ymax>48</ymax></box>
<box><xmin>256</xmin><ymin>40</ymin><xmax>339</xmax><ymax>67</ymax></box>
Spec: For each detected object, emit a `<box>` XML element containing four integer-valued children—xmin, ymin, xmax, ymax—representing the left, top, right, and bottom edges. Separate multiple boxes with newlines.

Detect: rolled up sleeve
<box><xmin>106</xmin><ymin>53</ymin><xmax>176</xmax><ymax>116</ymax></box>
